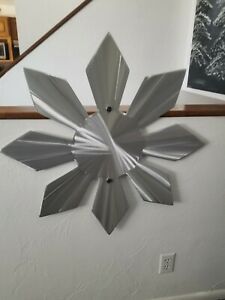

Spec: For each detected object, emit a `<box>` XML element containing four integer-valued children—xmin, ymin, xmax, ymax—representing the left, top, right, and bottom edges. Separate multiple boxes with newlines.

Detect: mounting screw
<box><xmin>106</xmin><ymin>106</ymin><xmax>112</xmax><ymax>112</ymax></box>
<box><xmin>106</xmin><ymin>177</ymin><xmax>113</xmax><ymax>184</ymax></box>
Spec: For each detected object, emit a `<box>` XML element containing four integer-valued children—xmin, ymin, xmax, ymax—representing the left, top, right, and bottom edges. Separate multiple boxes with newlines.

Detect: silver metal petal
<box><xmin>40</xmin><ymin>167</ymin><xmax>93</xmax><ymax>217</ymax></box>
<box><xmin>143</xmin><ymin>124</ymin><xmax>205</xmax><ymax>160</ymax></box>
<box><xmin>86</xmin><ymin>33</ymin><xmax>129</xmax><ymax>120</ymax></box>
<box><xmin>128</xmin><ymin>160</ymin><xmax>173</xmax><ymax>205</ymax></box>
<box><xmin>92</xmin><ymin>176</ymin><xmax>129</xmax><ymax>234</ymax></box>
<box><xmin>1</xmin><ymin>131</ymin><xmax>74</xmax><ymax>170</ymax></box>
<box><xmin>127</xmin><ymin>69</ymin><xmax>186</xmax><ymax>128</ymax></box>
<box><xmin>24</xmin><ymin>68</ymin><xmax>88</xmax><ymax>130</ymax></box>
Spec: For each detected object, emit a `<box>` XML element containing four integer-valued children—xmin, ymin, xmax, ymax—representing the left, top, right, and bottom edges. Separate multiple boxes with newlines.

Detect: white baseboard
<box><xmin>152</xmin><ymin>289</ymin><xmax>225</xmax><ymax>300</ymax></box>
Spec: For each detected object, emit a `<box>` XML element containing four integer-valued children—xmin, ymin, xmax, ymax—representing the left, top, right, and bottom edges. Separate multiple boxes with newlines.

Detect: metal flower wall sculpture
<box><xmin>2</xmin><ymin>34</ymin><xmax>204</xmax><ymax>234</ymax></box>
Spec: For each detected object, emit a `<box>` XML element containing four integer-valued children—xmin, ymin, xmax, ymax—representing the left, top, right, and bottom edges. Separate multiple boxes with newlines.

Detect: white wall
<box><xmin>0</xmin><ymin>0</ymin><xmax>200</xmax><ymax>106</ymax></box>
<box><xmin>11</xmin><ymin>0</ymin><xmax>225</xmax><ymax>105</ymax></box>
<box><xmin>0</xmin><ymin>116</ymin><xmax>225</xmax><ymax>300</ymax></box>
<box><xmin>0</xmin><ymin>4</ymin><xmax>16</xmax><ymax>17</ymax></box>
<box><xmin>15</xmin><ymin>0</ymin><xmax>85</xmax><ymax>52</ymax></box>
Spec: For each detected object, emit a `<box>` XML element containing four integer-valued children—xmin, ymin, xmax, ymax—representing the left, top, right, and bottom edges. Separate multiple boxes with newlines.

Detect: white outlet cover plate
<box><xmin>159</xmin><ymin>253</ymin><xmax>176</xmax><ymax>274</ymax></box>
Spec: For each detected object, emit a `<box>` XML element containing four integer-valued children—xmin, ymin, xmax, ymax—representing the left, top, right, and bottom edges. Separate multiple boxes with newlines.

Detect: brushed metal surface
<box><xmin>92</xmin><ymin>176</ymin><xmax>129</xmax><ymax>234</ymax></box>
<box><xmin>128</xmin><ymin>160</ymin><xmax>173</xmax><ymax>205</ymax></box>
<box><xmin>127</xmin><ymin>70</ymin><xmax>186</xmax><ymax>128</ymax></box>
<box><xmin>24</xmin><ymin>68</ymin><xmax>88</xmax><ymax>130</ymax></box>
<box><xmin>1</xmin><ymin>33</ymin><xmax>206</xmax><ymax>234</ymax></box>
<box><xmin>40</xmin><ymin>167</ymin><xmax>93</xmax><ymax>217</ymax></box>
<box><xmin>143</xmin><ymin>124</ymin><xmax>205</xmax><ymax>160</ymax></box>
<box><xmin>86</xmin><ymin>33</ymin><xmax>129</xmax><ymax>121</ymax></box>
<box><xmin>2</xmin><ymin>131</ymin><xmax>75</xmax><ymax>170</ymax></box>
<box><xmin>74</xmin><ymin>112</ymin><xmax>145</xmax><ymax>178</ymax></box>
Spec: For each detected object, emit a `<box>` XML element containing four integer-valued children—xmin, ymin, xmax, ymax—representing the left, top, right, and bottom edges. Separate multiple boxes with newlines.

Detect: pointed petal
<box><xmin>127</xmin><ymin>69</ymin><xmax>186</xmax><ymax>128</ymax></box>
<box><xmin>92</xmin><ymin>177</ymin><xmax>129</xmax><ymax>234</ymax></box>
<box><xmin>143</xmin><ymin>125</ymin><xmax>204</xmax><ymax>161</ymax></box>
<box><xmin>86</xmin><ymin>33</ymin><xmax>129</xmax><ymax>119</ymax></box>
<box><xmin>24</xmin><ymin>68</ymin><xmax>88</xmax><ymax>130</ymax></box>
<box><xmin>40</xmin><ymin>167</ymin><xmax>93</xmax><ymax>217</ymax></box>
<box><xmin>1</xmin><ymin>131</ymin><xmax>74</xmax><ymax>170</ymax></box>
<box><xmin>128</xmin><ymin>160</ymin><xmax>173</xmax><ymax>205</ymax></box>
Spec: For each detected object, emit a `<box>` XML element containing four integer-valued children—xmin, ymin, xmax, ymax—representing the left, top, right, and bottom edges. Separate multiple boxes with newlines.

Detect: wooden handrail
<box><xmin>0</xmin><ymin>0</ymin><xmax>93</xmax><ymax>78</ymax></box>
<box><xmin>0</xmin><ymin>105</ymin><xmax>225</xmax><ymax>119</ymax></box>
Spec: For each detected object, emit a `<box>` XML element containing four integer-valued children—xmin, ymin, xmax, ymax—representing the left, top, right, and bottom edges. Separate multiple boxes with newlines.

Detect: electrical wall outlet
<box><xmin>159</xmin><ymin>253</ymin><xmax>176</xmax><ymax>274</ymax></box>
